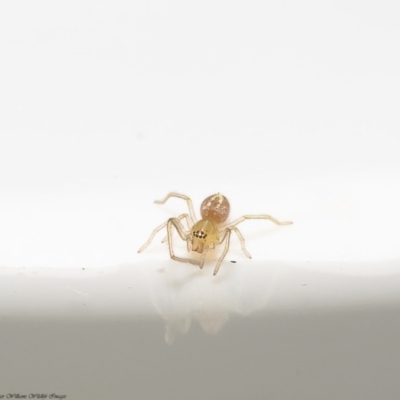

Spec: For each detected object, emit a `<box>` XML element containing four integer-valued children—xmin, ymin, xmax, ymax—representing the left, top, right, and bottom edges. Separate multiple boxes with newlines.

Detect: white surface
<box><xmin>1</xmin><ymin>0</ymin><xmax>400</xmax><ymax>399</ymax></box>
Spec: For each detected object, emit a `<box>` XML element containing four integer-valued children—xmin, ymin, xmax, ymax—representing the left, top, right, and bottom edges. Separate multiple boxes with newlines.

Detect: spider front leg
<box><xmin>167</xmin><ymin>218</ymin><xmax>202</xmax><ymax>268</ymax></box>
<box><xmin>213</xmin><ymin>226</ymin><xmax>252</xmax><ymax>275</ymax></box>
<box><xmin>213</xmin><ymin>228</ymin><xmax>232</xmax><ymax>276</ymax></box>
<box><xmin>218</xmin><ymin>226</ymin><xmax>252</xmax><ymax>259</ymax></box>
<box><xmin>137</xmin><ymin>213</ymin><xmax>191</xmax><ymax>253</ymax></box>
<box><xmin>161</xmin><ymin>214</ymin><xmax>193</xmax><ymax>244</ymax></box>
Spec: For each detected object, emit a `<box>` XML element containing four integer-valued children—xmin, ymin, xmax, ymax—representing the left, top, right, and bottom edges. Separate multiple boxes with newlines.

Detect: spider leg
<box><xmin>213</xmin><ymin>228</ymin><xmax>231</xmax><ymax>275</ymax></box>
<box><xmin>154</xmin><ymin>192</ymin><xmax>197</xmax><ymax>223</ymax></box>
<box><xmin>160</xmin><ymin>213</ymin><xmax>192</xmax><ymax>243</ymax></box>
<box><xmin>225</xmin><ymin>214</ymin><xmax>292</xmax><ymax>229</ymax></box>
<box><xmin>137</xmin><ymin>213</ymin><xmax>190</xmax><ymax>253</ymax></box>
<box><xmin>167</xmin><ymin>218</ymin><xmax>201</xmax><ymax>267</ymax></box>
<box><xmin>223</xmin><ymin>226</ymin><xmax>252</xmax><ymax>259</ymax></box>
<box><xmin>213</xmin><ymin>226</ymin><xmax>250</xmax><ymax>274</ymax></box>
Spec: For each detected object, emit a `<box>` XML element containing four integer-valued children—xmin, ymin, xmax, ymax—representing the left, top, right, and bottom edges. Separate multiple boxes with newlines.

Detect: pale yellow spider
<box><xmin>138</xmin><ymin>192</ymin><xmax>292</xmax><ymax>275</ymax></box>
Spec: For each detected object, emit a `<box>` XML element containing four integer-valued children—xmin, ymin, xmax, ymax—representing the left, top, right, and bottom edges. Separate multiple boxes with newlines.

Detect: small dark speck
<box><xmin>128</xmin><ymin>287</ymin><xmax>132</xmax><ymax>289</ymax></box>
<box><xmin>230</xmin><ymin>260</ymin><xmax>237</xmax><ymax>263</ymax></box>
<box><xmin>82</xmin><ymin>268</ymin><xmax>85</xmax><ymax>270</ymax></box>
<box><xmin>302</xmin><ymin>284</ymin><xmax>307</xmax><ymax>286</ymax></box>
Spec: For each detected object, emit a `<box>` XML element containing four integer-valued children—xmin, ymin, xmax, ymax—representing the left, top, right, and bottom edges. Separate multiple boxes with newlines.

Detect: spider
<box><xmin>138</xmin><ymin>192</ymin><xmax>292</xmax><ymax>275</ymax></box>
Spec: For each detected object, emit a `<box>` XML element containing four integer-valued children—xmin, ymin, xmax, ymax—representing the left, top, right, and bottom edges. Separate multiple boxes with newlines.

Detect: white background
<box><xmin>0</xmin><ymin>1</ymin><xmax>400</xmax><ymax>267</ymax></box>
<box><xmin>1</xmin><ymin>0</ymin><xmax>400</xmax><ymax>269</ymax></box>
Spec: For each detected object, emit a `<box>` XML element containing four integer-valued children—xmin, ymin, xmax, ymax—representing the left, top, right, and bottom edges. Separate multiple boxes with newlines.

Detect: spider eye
<box><xmin>193</xmin><ymin>230</ymin><xmax>207</xmax><ymax>239</ymax></box>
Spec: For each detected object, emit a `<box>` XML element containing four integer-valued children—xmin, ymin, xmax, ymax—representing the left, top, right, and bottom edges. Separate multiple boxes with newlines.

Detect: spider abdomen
<box><xmin>200</xmin><ymin>193</ymin><xmax>230</xmax><ymax>224</ymax></box>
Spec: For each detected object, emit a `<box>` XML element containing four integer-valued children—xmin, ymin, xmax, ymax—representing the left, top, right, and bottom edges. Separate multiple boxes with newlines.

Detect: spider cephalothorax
<box><xmin>138</xmin><ymin>192</ymin><xmax>292</xmax><ymax>275</ymax></box>
<box><xmin>190</xmin><ymin>219</ymin><xmax>218</xmax><ymax>253</ymax></box>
